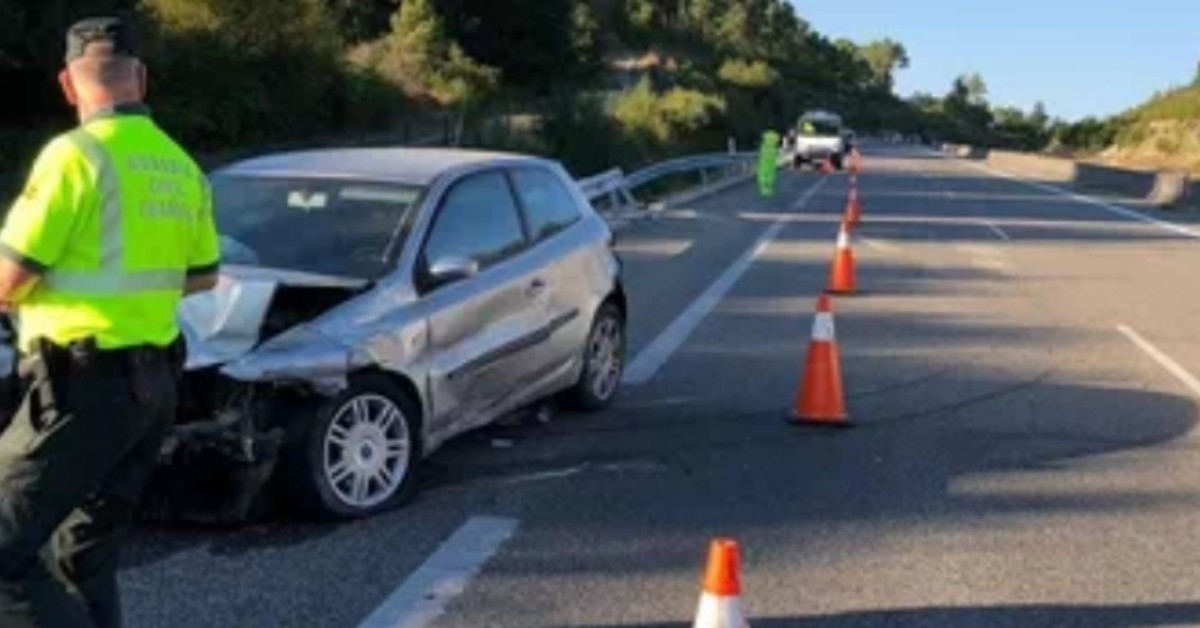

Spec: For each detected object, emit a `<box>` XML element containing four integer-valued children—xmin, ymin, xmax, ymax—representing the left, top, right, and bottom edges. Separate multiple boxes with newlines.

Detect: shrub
<box><xmin>537</xmin><ymin>94</ymin><xmax>629</xmax><ymax>176</ymax></box>
<box><xmin>612</xmin><ymin>78</ymin><xmax>725</xmax><ymax>148</ymax></box>
<box><xmin>717</xmin><ymin>59</ymin><xmax>780</xmax><ymax>90</ymax></box>
<box><xmin>140</xmin><ymin>0</ymin><xmax>346</xmax><ymax>149</ymax></box>
<box><xmin>348</xmin><ymin>0</ymin><xmax>499</xmax><ymax>108</ymax></box>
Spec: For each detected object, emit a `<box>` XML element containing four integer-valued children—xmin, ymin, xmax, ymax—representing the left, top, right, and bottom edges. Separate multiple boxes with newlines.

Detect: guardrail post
<box><xmin>620</xmin><ymin>186</ymin><xmax>638</xmax><ymax>211</ymax></box>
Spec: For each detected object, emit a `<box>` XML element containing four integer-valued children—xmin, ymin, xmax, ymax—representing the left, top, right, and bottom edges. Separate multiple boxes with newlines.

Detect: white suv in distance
<box><xmin>789</xmin><ymin>110</ymin><xmax>847</xmax><ymax>170</ymax></box>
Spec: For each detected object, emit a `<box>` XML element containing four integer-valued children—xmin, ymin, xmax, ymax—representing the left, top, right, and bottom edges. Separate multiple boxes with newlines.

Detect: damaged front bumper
<box><xmin>138</xmin><ymin>266</ymin><xmax>365</xmax><ymax>525</ymax></box>
<box><xmin>140</xmin><ymin>375</ymin><xmax>295</xmax><ymax>525</ymax></box>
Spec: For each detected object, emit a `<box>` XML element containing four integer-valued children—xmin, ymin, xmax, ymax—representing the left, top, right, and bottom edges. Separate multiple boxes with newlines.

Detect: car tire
<box><xmin>284</xmin><ymin>374</ymin><xmax>422</xmax><ymax>520</ymax></box>
<box><xmin>567</xmin><ymin>301</ymin><xmax>626</xmax><ymax>412</ymax></box>
<box><xmin>831</xmin><ymin>153</ymin><xmax>845</xmax><ymax>170</ymax></box>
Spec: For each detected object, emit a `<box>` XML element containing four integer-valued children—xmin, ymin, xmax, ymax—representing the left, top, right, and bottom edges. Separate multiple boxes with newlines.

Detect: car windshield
<box><xmin>799</xmin><ymin>120</ymin><xmax>841</xmax><ymax>136</ymax></box>
<box><xmin>211</xmin><ymin>174</ymin><xmax>424</xmax><ymax>280</ymax></box>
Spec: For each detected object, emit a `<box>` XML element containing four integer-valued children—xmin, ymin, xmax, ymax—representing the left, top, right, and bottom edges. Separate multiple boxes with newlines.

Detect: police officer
<box><xmin>0</xmin><ymin>16</ymin><xmax>220</xmax><ymax>628</ymax></box>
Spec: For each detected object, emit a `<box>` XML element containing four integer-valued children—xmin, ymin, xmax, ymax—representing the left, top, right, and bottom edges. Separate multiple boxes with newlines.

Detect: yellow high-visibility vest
<box><xmin>0</xmin><ymin>104</ymin><xmax>220</xmax><ymax>352</ymax></box>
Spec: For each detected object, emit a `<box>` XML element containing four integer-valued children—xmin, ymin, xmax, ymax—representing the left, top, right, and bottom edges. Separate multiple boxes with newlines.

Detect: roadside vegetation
<box><xmin>929</xmin><ymin>64</ymin><xmax>1200</xmax><ymax>174</ymax></box>
<box><xmin>0</xmin><ymin>0</ymin><xmax>943</xmax><ymax>180</ymax></box>
<box><xmin>7</xmin><ymin>0</ymin><xmax>1176</xmax><ymax>180</ymax></box>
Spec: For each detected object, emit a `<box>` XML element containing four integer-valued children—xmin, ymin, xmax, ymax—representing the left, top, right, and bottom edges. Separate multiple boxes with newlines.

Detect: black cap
<box><xmin>65</xmin><ymin>17</ymin><xmax>140</xmax><ymax>63</ymax></box>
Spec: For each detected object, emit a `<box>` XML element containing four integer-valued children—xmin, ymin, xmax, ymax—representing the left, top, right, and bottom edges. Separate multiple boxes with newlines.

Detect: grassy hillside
<box><xmin>1102</xmin><ymin>86</ymin><xmax>1200</xmax><ymax>173</ymax></box>
<box><xmin>1056</xmin><ymin>84</ymin><xmax>1200</xmax><ymax>173</ymax></box>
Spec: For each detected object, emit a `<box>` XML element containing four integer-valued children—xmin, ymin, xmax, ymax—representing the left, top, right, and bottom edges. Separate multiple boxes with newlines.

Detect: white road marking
<box><xmin>984</xmin><ymin>220</ymin><xmax>1011</xmax><ymax>241</ymax></box>
<box><xmin>956</xmin><ymin>244</ymin><xmax>1002</xmax><ymax>258</ymax></box>
<box><xmin>615</xmin><ymin>238</ymin><xmax>695</xmax><ymax>257</ymax></box>
<box><xmin>498</xmin><ymin>465</ymin><xmax>588</xmax><ymax>485</ymax></box>
<box><xmin>1118</xmin><ymin>325</ymin><xmax>1200</xmax><ymax>399</ymax></box>
<box><xmin>969</xmin><ymin>257</ymin><xmax>1010</xmax><ymax>272</ymax></box>
<box><xmin>355</xmin><ymin>516</ymin><xmax>519</xmax><ymax>628</ymax></box>
<box><xmin>948</xmin><ymin>154</ymin><xmax>1200</xmax><ymax>241</ymax></box>
<box><xmin>862</xmin><ymin>238</ymin><xmax>902</xmax><ymax>254</ymax></box>
<box><xmin>623</xmin><ymin>177</ymin><xmax>829</xmax><ymax>385</ymax></box>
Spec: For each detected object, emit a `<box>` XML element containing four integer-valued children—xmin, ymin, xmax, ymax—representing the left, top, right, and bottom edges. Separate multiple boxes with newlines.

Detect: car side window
<box><xmin>423</xmin><ymin>170</ymin><xmax>528</xmax><ymax>273</ymax></box>
<box><xmin>509</xmin><ymin>167</ymin><xmax>583</xmax><ymax>243</ymax></box>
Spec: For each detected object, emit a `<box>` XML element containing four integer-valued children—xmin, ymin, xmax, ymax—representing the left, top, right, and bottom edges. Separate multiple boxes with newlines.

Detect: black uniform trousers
<box><xmin>0</xmin><ymin>337</ymin><xmax>183</xmax><ymax>628</ymax></box>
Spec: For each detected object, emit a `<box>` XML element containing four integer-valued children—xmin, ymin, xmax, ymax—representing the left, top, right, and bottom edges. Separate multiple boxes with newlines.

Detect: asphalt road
<box><xmin>121</xmin><ymin>144</ymin><xmax>1200</xmax><ymax>627</ymax></box>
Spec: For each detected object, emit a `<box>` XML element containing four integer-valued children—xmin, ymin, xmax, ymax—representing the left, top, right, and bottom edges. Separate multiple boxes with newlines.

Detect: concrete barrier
<box><xmin>1181</xmin><ymin>178</ymin><xmax>1200</xmax><ymax>209</ymax></box>
<box><xmin>1148</xmin><ymin>171</ymin><xmax>1190</xmax><ymax>207</ymax></box>
<box><xmin>1074</xmin><ymin>162</ymin><xmax>1158</xmax><ymax>198</ymax></box>
<box><xmin>985</xmin><ymin>150</ymin><xmax>1077</xmax><ymax>182</ymax></box>
<box><xmin>976</xmin><ymin>149</ymin><xmax>1197</xmax><ymax>209</ymax></box>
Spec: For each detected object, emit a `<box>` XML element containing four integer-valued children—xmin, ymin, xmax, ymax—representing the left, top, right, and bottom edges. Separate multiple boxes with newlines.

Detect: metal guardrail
<box><xmin>625</xmin><ymin>152</ymin><xmax>755</xmax><ymax>188</ymax></box>
<box><xmin>4</xmin><ymin>149</ymin><xmax>755</xmax><ymax>220</ymax></box>
<box><xmin>577</xmin><ymin>151</ymin><xmax>756</xmax><ymax>215</ymax></box>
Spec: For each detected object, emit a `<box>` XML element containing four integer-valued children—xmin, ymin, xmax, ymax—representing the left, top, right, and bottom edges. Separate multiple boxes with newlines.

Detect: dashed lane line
<box><xmin>862</xmin><ymin>238</ymin><xmax>902</xmax><ymax>254</ymax></box>
<box><xmin>354</xmin><ymin>516</ymin><xmax>519</xmax><ymax>628</ymax></box>
<box><xmin>925</xmin><ymin>147</ymin><xmax>1200</xmax><ymax>241</ymax></box>
<box><xmin>622</xmin><ymin>176</ymin><xmax>830</xmax><ymax>385</ymax></box>
<box><xmin>984</xmin><ymin>220</ymin><xmax>1011</xmax><ymax>241</ymax></box>
<box><xmin>1119</xmin><ymin>325</ymin><xmax>1200</xmax><ymax>399</ymax></box>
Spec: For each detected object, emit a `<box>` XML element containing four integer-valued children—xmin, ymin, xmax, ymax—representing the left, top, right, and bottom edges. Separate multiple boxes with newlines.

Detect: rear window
<box><xmin>211</xmin><ymin>175</ymin><xmax>424</xmax><ymax>280</ymax></box>
<box><xmin>799</xmin><ymin>120</ymin><xmax>842</xmax><ymax>136</ymax></box>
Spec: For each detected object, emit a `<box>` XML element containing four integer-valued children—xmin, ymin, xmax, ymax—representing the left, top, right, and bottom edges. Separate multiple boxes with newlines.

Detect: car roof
<box><xmin>800</xmin><ymin>110</ymin><xmax>842</xmax><ymax>122</ymax></box>
<box><xmin>210</xmin><ymin>147</ymin><xmax>554</xmax><ymax>186</ymax></box>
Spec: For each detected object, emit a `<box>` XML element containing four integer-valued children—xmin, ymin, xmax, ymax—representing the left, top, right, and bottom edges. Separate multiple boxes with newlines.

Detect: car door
<box><xmin>417</xmin><ymin>169</ymin><xmax>556</xmax><ymax>437</ymax></box>
<box><xmin>506</xmin><ymin>165</ymin><xmax>593</xmax><ymax>382</ymax></box>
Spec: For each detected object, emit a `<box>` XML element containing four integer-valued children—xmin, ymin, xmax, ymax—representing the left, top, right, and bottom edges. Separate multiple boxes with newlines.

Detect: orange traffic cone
<box><xmin>790</xmin><ymin>295</ymin><xmax>849</xmax><ymax>426</ymax></box>
<box><xmin>850</xmin><ymin>148</ymin><xmax>864</xmax><ymax>173</ymax></box>
<box><xmin>819</xmin><ymin>158</ymin><xmax>833</xmax><ymax>175</ymax></box>
<box><xmin>828</xmin><ymin>220</ymin><xmax>857</xmax><ymax>295</ymax></box>
<box><xmin>846</xmin><ymin>184</ymin><xmax>863</xmax><ymax>225</ymax></box>
<box><xmin>693</xmin><ymin>539</ymin><xmax>750</xmax><ymax>628</ymax></box>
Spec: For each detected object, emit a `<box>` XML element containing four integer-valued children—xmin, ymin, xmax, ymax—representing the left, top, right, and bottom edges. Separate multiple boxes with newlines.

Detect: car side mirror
<box><xmin>425</xmin><ymin>255</ymin><xmax>479</xmax><ymax>289</ymax></box>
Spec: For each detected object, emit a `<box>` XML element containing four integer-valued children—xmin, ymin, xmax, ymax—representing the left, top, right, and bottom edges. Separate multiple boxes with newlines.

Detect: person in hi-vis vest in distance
<box><xmin>0</xmin><ymin>16</ymin><xmax>219</xmax><ymax>628</ymax></box>
<box><xmin>757</xmin><ymin>129</ymin><xmax>781</xmax><ymax>198</ymax></box>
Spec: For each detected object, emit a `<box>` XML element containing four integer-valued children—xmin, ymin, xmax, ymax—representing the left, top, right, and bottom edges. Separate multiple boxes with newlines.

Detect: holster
<box><xmin>18</xmin><ymin>336</ymin><xmax>186</xmax><ymax>408</ymax></box>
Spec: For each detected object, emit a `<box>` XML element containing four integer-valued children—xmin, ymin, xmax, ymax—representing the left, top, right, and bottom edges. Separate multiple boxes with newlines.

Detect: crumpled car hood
<box><xmin>178</xmin><ymin>265</ymin><xmax>368</xmax><ymax>370</ymax></box>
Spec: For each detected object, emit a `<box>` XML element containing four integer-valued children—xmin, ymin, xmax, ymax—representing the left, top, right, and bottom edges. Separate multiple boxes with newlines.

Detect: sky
<box><xmin>790</xmin><ymin>0</ymin><xmax>1200</xmax><ymax>122</ymax></box>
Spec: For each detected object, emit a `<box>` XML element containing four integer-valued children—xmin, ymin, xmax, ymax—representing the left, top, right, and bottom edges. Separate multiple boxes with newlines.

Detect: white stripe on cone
<box><xmin>811</xmin><ymin>312</ymin><xmax>836</xmax><ymax>342</ymax></box>
<box><xmin>836</xmin><ymin>228</ymin><xmax>851</xmax><ymax>250</ymax></box>
<box><xmin>693</xmin><ymin>592</ymin><xmax>751</xmax><ymax>628</ymax></box>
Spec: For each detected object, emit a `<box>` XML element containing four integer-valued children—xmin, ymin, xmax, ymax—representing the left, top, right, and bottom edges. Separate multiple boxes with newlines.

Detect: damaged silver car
<box><xmin>7</xmin><ymin>147</ymin><xmax>627</xmax><ymax>523</ymax></box>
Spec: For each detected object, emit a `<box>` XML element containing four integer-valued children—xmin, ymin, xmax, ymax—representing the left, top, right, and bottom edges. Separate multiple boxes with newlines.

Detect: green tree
<box><xmin>570</xmin><ymin>1</ymin><xmax>603</xmax><ymax>75</ymax></box>
<box><xmin>717</xmin><ymin>58</ymin><xmax>779</xmax><ymax>89</ymax></box>
<box><xmin>625</xmin><ymin>0</ymin><xmax>655</xmax><ymax>30</ymax></box>
<box><xmin>350</xmin><ymin>0</ymin><xmax>498</xmax><ymax>106</ymax></box>
<box><xmin>0</xmin><ymin>0</ymin><xmax>139</xmax><ymax>124</ymax></box>
<box><xmin>326</xmin><ymin>0</ymin><xmax>397</xmax><ymax>43</ymax></box>
<box><xmin>858</xmin><ymin>38</ymin><xmax>909</xmax><ymax>91</ymax></box>
<box><xmin>142</xmin><ymin>0</ymin><xmax>345</xmax><ymax>146</ymax></box>
<box><xmin>962</xmin><ymin>72</ymin><xmax>988</xmax><ymax>104</ymax></box>
<box><xmin>1030</xmin><ymin>100</ymin><xmax>1049</xmax><ymax>130</ymax></box>
<box><xmin>434</xmin><ymin>0</ymin><xmax>589</xmax><ymax>93</ymax></box>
